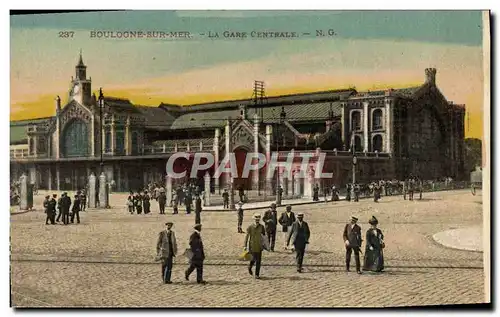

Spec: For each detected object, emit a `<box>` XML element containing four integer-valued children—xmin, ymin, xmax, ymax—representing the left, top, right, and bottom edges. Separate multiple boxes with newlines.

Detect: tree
<box><xmin>464</xmin><ymin>138</ymin><xmax>482</xmax><ymax>174</ymax></box>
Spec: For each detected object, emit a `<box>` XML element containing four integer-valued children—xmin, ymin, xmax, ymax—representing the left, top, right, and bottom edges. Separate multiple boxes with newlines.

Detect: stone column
<box><xmin>99</xmin><ymin>172</ymin><xmax>109</xmax><ymax>208</ymax></box>
<box><xmin>294</xmin><ymin>170</ymin><xmax>302</xmax><ymax>197</ymax></box>
<box><xmin>224</xmin><ymin>120</ymin><xmax>232</xmax><ymax>188</ymax></box>
<box><xmin>204</xmin><ymin>172</ymin><xmax>211</xmax><ymax>206</ymax></box>
<box><xmin>19</xmin><ymin>173</ymin><xmax>29</xmax><ymax>210</ymax></box>
<box><xmin>56</xmin><ymin>165</ymin><xmax>60</xmax><ymax>191</ymax></box>
<box><xmin>48</xmin><ymin>167</ymin><xmax>52</xmax><ymax>191</ymax></box>
<box><xmin>253</xmin><ymin>114</ymin><xmax>260</xmax><ymax>192</ymax></box>
<box><xmin>29</xmin><ymin>166</ymin><xmax>36</xmax><ymax>185</ymax></box>
<box><xmin>385</xmin><ymin>98</ymin><xmax>393</xmax><ymax>154</ymax></box>
<box><xmin>33</xmin><ymin>135</ymin><xmax>38</xmax><ymax>157</ymax></box>
<box><xmin>363</xmin><ymin>101</ymin><xmax>369</xmax><ymax>152</ymax></box>
<box><xmin>304</xmin><ymin>168</ymin><xmax>315</xmax><ymax>198</ymax></box>
<box><xmin>125</xmin><ymin>115</ymin><xmax>131</xmax><ymax>156</ymax></box>
<box><xmin>91</xmin><ymin>114</ymin><xmax>95</xmax><ymax>157</ymax></box>
<box><xmin>341</xmin><ymin>102</ymin><xmax>347</xmax><ymax>150</ymax></box>
<box><xmin>165</xmin><ymin>175</ymin><xmax>172</xmax><ymax>207</ymax></box>
<box><xmin>88</xmin><ymin>173</ymin><xmax>97</xmax><ymax>208</ymax></box>
<box><xmin>213</xmin><ymin>128</ymin><xmax>220</xmax><ymax>193</ymax></box>
<box><xmin>265</xmin><ymin>125</ymin><xmax>272</xmax><ymax>195</ymax></box>
<box><xmin>110</xmin><ymin>114</ymin><xmax>116</xmax><ymax>155</ymax></box>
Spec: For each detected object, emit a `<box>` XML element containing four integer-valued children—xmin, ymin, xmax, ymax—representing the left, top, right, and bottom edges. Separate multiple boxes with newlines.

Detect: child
<box><xmin>127</xmin><ymin>196</ymin><xmax>134</xmax><ymax>214</ymax></box>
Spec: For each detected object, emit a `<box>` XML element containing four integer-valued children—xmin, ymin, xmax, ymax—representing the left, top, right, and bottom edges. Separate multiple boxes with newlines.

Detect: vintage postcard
<box><xmin>9</xmin><ymin>10</ymin><xmax>490</xmax><ymax>308</ymax></box>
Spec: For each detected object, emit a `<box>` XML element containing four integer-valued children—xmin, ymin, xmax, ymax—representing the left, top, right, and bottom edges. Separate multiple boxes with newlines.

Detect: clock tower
<box><xmin>69</xmin><ymin>51</ymin><xmax>92</xmax><ymax>106</ymax></box>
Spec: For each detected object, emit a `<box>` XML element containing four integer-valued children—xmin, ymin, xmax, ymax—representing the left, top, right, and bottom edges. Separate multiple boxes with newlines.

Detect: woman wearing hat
<box><xmin>363</xmin><ymin>216</ymin><xmax>385</xmax><ymax>272</ymax></box>
<box><xmin>156</xmin><ymin>222</ymin><xmax>178</xmax><ymax>284</ymax></box>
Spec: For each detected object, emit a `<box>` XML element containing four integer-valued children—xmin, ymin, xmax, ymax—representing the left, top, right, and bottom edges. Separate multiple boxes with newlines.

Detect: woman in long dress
<box><xmin>363</xmin><ymin>216</ymin><xmax>385</xmax><ymax>272</ymax></box>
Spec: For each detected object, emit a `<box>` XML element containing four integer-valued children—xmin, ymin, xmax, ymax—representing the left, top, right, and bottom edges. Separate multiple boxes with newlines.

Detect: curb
<box><xmin>10</xmin><ymin>209</ymin><xmax>32</xmax><ymax>215</ymax></box>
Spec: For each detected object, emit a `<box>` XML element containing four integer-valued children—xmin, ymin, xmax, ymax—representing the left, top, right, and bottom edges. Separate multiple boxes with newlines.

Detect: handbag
<box><xmin>184</xmin><ymin>248</ymin><xmax>194</xmax><ymax>260</ymax></box>
<box><xmin>238</xmin><ymin>250</ymin><xmax>252</xmax><ymax>261</ymax></box>
<box><xmin>261</xmin><ymin>234</ymin><xmax>270</xmax><ymax>251</ymax></box>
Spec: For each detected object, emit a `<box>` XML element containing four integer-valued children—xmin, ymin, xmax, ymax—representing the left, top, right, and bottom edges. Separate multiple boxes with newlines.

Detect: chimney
<box><xmin>425</xmin><ymin>68</ymin><xmax>437</xmax><ymax>85</ymax></box>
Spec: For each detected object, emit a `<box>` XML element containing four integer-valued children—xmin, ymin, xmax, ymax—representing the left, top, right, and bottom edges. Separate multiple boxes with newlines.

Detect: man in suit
<box><xmin>43</xmin><ymin>195</ymin><xmax>51</xmax><ymax>225</ymax></box>
<box><xmin>185</xmin><ymin>224</ymin><xmax>206</xmax><ymax>284</ymax></box>
<box><xmin>49</xmin><ymin>194</ymin><xmax>57</xmax><ymax>225</ymax></box>
<box><xmin>80</xmin><ymin>190</ymin><xmax>87</xmax><ymax>212</ymax></box>
<box><xmin>63</xmin><ymin>192</ymin><xmax>72</xmax><ymax>225</ymax></box>
<box><xmin>56</xmin><ymin>193</ymin><xmax>64</xmax><ymax>223</ymax></box>
<box><xmin>222</xmin><ymin>189</ymin><xmax>229</xmax><ymax>209</ymax></box>
<box><xmin>286</xmin><ymin>212</ymin><xmax>310</xmax><ymax>273</ymax></box>
<box><xmin>244</xmin><ymin>213</ymin><xmax>266</xmax><ymax>279</ymax></box>
<box><xmin>237</xmin><ymin>202</ymin><xmax>244</xmax><ymax>233</ymax></box>
<box><xmin>185</xmin><ymin>192</ymin><xmax>193</xmax><ymax>214</ymax></box>
<box><xmin>157</xmin><ymin>222</ymin><xmax>178</xmax><ymax>284</ymax></box>
<box><xmin>263</xmin><ymin>203</ymin><xmax>278</xmax><ymax>251</ymax></box>
<box><xmin>158</xmin><ymin>190</ymin><xmax>167</xmax><ymax>214</ymax></box>
<box><xmin>343</xmin><ymin>216</ymin><xmax>363</xmax><ymax>274</ymax></box>
<box><xmin>194</xmin><ymin>194</ymin><xmax>202</xmax><ymax>224</ymax></box>
<box><xmin>71</xmin><ymin>195</ymin><xmax>81</xmax><ymax>224</ymax></box>
<box><xmin>278</xmin><ymin>205</ymin><xmax>296</xmax><ymax>250</ymax></box>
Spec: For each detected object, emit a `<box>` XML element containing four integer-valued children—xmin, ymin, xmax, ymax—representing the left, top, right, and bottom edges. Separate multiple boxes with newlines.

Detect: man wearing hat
<box><xmin>43</xmin><ymin>195</ymin><xmax>52</xmax><ymax>225</ymax></box>
<box><xmin>194</xmin><ymin>193</ymin><xmax>202</xmax><ymax>224</ymax></box>
<box><xmin>286</xmin><ymin>212</ymin><xmax>310</xmax><ymax>273</ymax></box>
<box><xmin>263</xmin><ymin>203</ymin><xmax>278</xmax><ymax>251</ymax></box>
<box><xmin>278</xmin><ymin>205</ymin><xmax>296</xmax><ymax>250</ymax></box>
<box><xmin>244</xmin><ymin>213</ymin><xmax>266</xmax><ymax>279</ymax></box>
<box><xmin>157</xmin><ymin>189</ymin><xmax>167</xmax><ymax>215</ymax></box>
<box><xmin>343</xmin><ymin>216</ymin><xmax>363</xmax><ymax>274</ymax></box>
<box><xmin>185</xmin><ymin>224</ymin><xmax>206</xmax><ymax>284</ymax></box>
<box><xmin>222</xmin><ymin>189</ymin><xmax>229</xmax><ymax>209</ymax></box>
<box><xmin>237</xmin><ymin>202</ymin><xmax>244</xmax><ymax>233</ymax></box>
<box><xmin>48</xmin><ymin>194</ymin><xmax>58</xmax><ymax>225</ymax></box>
<box><xmin>59</xmin><ymin>192</ymin><xmax>72</xmax><ymax>225</ymax></box>
<box><xmin>157</xmin><ymin>222</ymin><xmax>178</xmax><ymax>284</ymax></box>
<box><xmin>71</xmin><ymin>194</ymin><xmax>81</xmax><ymax>224</ymax></box>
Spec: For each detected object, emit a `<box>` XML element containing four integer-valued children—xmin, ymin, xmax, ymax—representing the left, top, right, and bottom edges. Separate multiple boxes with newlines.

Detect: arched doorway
<box><xmin>62</xmin><ymin>119</ymin><xmax>89</xmax><ymax>157</ymax></box>
<box><xmin>372</xmin><ymin>135</ymin><xmax>383</xmax><ymax>152</ymax></box>
<box><xmin>233</xmin><ymin>147</ymin><xmax>252</xmax><ymax>190</ymax></box>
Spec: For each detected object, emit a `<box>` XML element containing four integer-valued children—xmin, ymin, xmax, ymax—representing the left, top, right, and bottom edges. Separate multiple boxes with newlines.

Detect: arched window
<box><xmin>62</xmin><ymin>119</ymin><xmax>89</xmax><ymax>157</ymax></box>
<box><xmin>354</xmin><ymin>135</ymin><xmax>362</xmax><ymax>152</ymax></box>
<box><xmin>351</xmin><ymin>111</ymin><xmax>361</xmax><ymax>131</ymax></box>
<box><xmin>372</xmin><ymin>135</ymin><xmax>383</xmax><ymax>152</ymax></box>
<box><xmin>372</xmin><ymin>109</ymin><xmax>383</xmax><ymax>130</ymax></box>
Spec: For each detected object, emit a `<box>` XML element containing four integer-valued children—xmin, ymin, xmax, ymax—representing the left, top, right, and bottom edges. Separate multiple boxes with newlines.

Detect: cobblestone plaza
<box><xmin>10</xmin><ymin>190</ymin><xmax>486</xmax><ymax>307</ymax></box>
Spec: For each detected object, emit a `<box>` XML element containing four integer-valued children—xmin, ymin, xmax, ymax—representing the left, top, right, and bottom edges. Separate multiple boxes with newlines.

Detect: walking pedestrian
<box><xmin>185</xmin><ymin>224</ymin><xmax>206</xmax><ymax>284</ymax></box>
<box><xmin>363</xmin><ymin>216</ymin><xmax>385</xmax><ymax>272</ymax></box>
<box><xmin>286</xmin><ymin>212</ymin><xmax>310</xmax><ymax>273</ymax></box>
<box><xmin>143</xmin><ymin>191</ymin><xmax>151</xmax><ymax>214</ymax></box>
<box><xmin>263</xmin><ymin>203</ymin><xmax>278</xmax><ymax>251</ymax></box>
<box><xmin>244</xmin><ymin>213</ymin><xmax>266</xmax><ymax>279</ymax></box>
<box><xmin>43</xmin><ymin>195</ymin><xmax>52</xmax><ymax>225</ymax></box>
<box><xmin>237</xmin><ymin>202</ymin><xmax>244</xmax><ymax>233</ymax></box>
<box><xmin>156</xmin><ymin>222</ymin><xmax>178</xmax><ymax>284</ymax></box>
<box><xmin>278</xmin><ymin>205</ymin><xmax>296</xmax><ymax>250</ymax></box>
<box><xmin>194</xmin><ymin>194</ymin><xmax>202</xmax><ymax>224</ymax></box>
<box><xmin>158</xmin><ymin>189</ymin><xmax>166</xmax><ymax>215</ymax></box>
<box><xmin>343</xmin><ymin>216</ymin><xmax>363</xmax><ymax>274</ymax></box>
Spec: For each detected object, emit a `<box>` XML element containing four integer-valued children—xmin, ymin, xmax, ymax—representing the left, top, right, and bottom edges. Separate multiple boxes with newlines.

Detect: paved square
<box><xmin>10</xmin><ymin>190</ymin><xmax>485</xmax><ymax>307</ymax></box>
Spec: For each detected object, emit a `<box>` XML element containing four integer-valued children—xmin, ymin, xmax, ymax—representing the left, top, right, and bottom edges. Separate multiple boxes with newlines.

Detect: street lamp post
<box><xmin>99</xmin><ymin>88</ymin><xmax>104</xmax><ymax>175</ymax></box>
<box><xmin>98</xmin><ymin>88</ymin><xmax>110</xmax><ymax>208</ymax></box>
<box><xmin>275</xmin><ymin>107</ymin><xmax>286</xmax><ymax>206</ymax></box>
<box><xmin>352</xmin><ymin>155</ymin><xmax>357</xmax><ymax>201</ymax></box>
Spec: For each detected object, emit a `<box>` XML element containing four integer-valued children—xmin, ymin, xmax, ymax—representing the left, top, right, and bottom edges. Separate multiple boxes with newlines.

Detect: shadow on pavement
<box><xmin>259</xmin><ymin>276</ymin><xmax>315</xmax><ymax>281</ymax></box>
<box><xmin>202</xmin><ymin>280</ymin><xmax>251</xmax><ymax>285</ymax></box>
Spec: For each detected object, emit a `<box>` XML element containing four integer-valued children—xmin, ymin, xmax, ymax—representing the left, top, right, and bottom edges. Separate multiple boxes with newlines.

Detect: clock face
<box><xmin>72</xmin><ymin>84</ymin><xmax>80</xmax><ymax>95</ymax></box>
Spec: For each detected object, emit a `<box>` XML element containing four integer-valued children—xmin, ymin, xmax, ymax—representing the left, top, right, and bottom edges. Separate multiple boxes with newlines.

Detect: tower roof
<box><xmin>77</xmin><ymin>50</ymin><xmax>86</xmax><ymax>67</ymax></box>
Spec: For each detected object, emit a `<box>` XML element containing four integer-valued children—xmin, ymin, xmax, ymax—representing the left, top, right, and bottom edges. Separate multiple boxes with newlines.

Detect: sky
<box><xmin>10</xmin><ymin>10</ymin><xmax>485</xmax><ymax>138</ymax></box>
